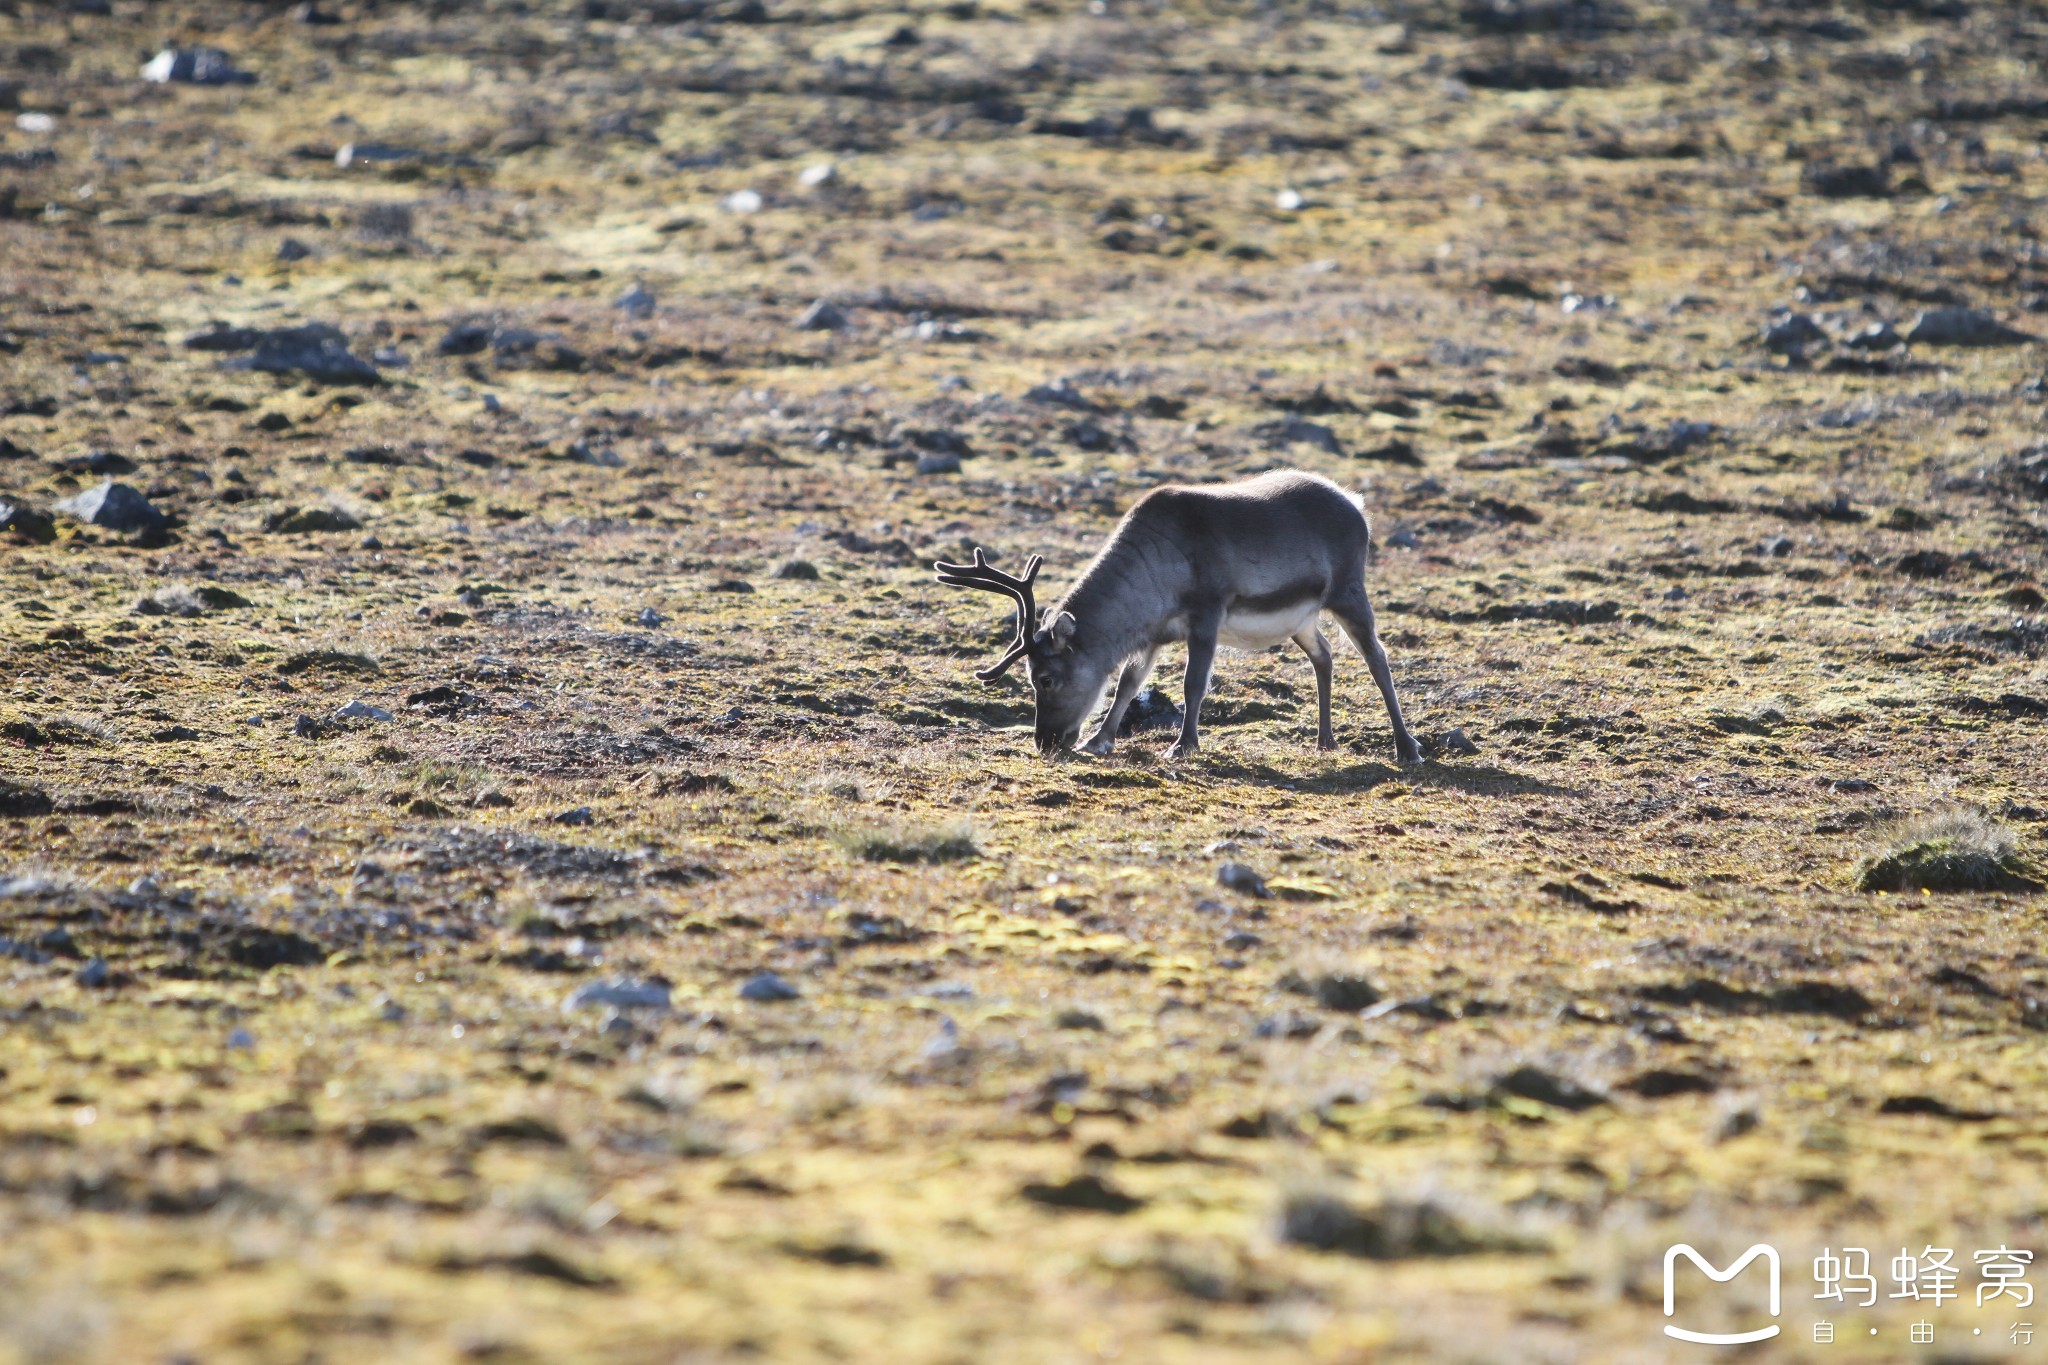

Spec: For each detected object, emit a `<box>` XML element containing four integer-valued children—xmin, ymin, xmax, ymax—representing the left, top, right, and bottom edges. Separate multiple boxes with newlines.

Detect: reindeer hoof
<box><xmin>1316</xmin><ymin>735</ymin><xmax>1339</xmax><ymax>753</ymax></box>
<box><xmin>1163</xmin><ymin>741</ymin><xmax>1198</xmax><ymax>760</ymax></box>
<box><xmin>1079</xmin><ymin>735</ymin><xmax>1114</xmax><ymax>757</ymax></box>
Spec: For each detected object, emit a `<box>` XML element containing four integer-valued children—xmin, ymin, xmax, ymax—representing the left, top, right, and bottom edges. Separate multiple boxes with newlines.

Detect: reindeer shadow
<box><xmin>1175</xmin><ymin>754</ymin><xmax>1572</xmax><ymax>798</ymax></box>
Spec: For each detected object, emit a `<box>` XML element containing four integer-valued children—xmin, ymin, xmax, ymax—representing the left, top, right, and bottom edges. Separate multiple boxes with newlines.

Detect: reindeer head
<box><xmin>934</xmin><ymin>548</ymin><xmax>1090</xmax><ymax>754</ymax></box>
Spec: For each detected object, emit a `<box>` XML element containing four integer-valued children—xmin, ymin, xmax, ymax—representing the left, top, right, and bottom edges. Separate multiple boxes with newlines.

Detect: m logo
<box><xmin>1663</xmin><ymin>1244</ymin><xmax>1782</xmax><ymax>1345</ymax></box>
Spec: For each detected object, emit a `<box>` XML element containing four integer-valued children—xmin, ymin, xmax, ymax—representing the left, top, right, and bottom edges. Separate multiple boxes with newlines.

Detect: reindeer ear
<box><xmin>1047</xmin><ymin>611</ymin><xmax>1077</xmax><ymax>652</ymax></box>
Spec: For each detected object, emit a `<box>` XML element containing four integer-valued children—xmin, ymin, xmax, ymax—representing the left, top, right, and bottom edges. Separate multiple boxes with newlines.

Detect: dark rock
<box><xmin>1020</xmin><ymin>1173</ymin><xmax>1145</xmax><ymax>1214</ymax></box>
<box><xmin>0</xmin><ymin>501</ymin><xmax>55</xmax><ymax>543</ymax></box>
<box><xmin>551</xmin><ymin>806</ymin><xmax>595</xmax><ymax>826</ymax></box>
<box><xmin>616</xmin><ymin>283</ymin><xmax>655</xmax><ymax>319</ymax></box>
<box><xmin>245</xmin><ymin>322</ymin><xmax>380</xmax><ymax>384</ymax></box>
<box><xmin>1250</xmin><ymin>417</ymin><xmax>1345</xmax><ymax>456</ymax></box>
<box><xmin>773</xmin><ymin>559</ymin><xmax>820</xmax><ymax>580</ymax></box>
<box><xmin>1895</xmin><ymin>549</ymin><xmax>1953</xmax><ymax>578</ymax></box>
<box><xmin>739</xmin><ymin>970</ymin><xmax>800</xmax><ymax>1002</ymax></box>
<box><xmin>1022</xmin><ymin>378</ymin><xmax>1099</xmax><ymax>411</ymax></box>
<box><xmin>1217</xmin><ymin>862</ymin><xmax>1268</xmax><ymax>897</ymax></box>
<box><xmin>335</xmin><ymin>142</ymin><xmax>423</xmax><ymax>170</ymax></box>
<box><xmin>1117</xmin><ymin>685</ymin><xmax>1182</xmax><ymax>736</ymax></box>
<box><xmin>226</xmin><ymin>928</ymin><xmax>327</xmax><ymax>969</ymax></box>
<box><xmin>275</xmin><ymin>238</ymin><xmax>313</xmax><ymax>263</ymax></box>
<box><xmin>1802</xmin><ymin>161</ymin><xmax>1891</xmax><ymax>198</ymax></box>
<box><xmin>263</xmin><ymin>507</ymin><xmax>363</xmax><ymax>534</ymax></box>
<box><xmin>1907</xmin><ymin>308</ymin><xmax>2033</xmax><ymax>347</ymax></box>
<box><xmin>54</xmin><ymin>481</ymin><xmax>168</xmax><ymax>536</ymax></box>
<box><xmin>182</xmin><ymin>325</ymin><xmax>262</xmax><ymax>352</ymax></box>
<box><xmin>1491</xmin><ymin>1065</ymin><xmax>1608</xmax><ymax>1111</ymax></box>
<box><xmin>1279</xmin><ymin>1191</ymin><xmax>1505</xmax><ymax>1259</ymax></box>
<box><xmin>1844</xmin><ymin>321</ymin><xmax>1902</xmax><ymax>350</ymax></box>
<box><xmin>796</xmin><ymin>300</ymin><xmax>850</xmax><ymax>331</ymax></box>
<box><xmin>1436</xmin><ymin>727</ymin><xmax>1480</xmax><ymax>757</ymax></box>
<box><xmin>1764</xmin><ymin>312</ymin><xmax>1829</xmax><ymax>355</ymax></box>
<box><xmin>1620</xmin><ymin>1069</ymin><xmax>1718</xmax><ymax>1097</ymax></box>
<box><xmin>1877</xmin><ymin>1094</ymin><xmax>1997</xmax><ymax>1122</ymax></box>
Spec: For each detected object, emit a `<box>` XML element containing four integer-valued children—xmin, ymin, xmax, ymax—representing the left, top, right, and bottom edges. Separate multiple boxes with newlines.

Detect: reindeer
<box><xmin>935</xmin><ymin>469</ymin><xmax>1421</xmax><ymax>764</ymax></box>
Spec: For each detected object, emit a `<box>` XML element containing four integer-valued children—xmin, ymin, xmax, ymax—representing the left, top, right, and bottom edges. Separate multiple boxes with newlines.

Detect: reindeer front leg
<box><xmin>1164</xmin><ymin>614</ymin><xmax>1219</xmax><ymax>760</ymax></box>
<box><xmin>1079</xmin><ymin>648</ymin><xmax>1158</xmax><ymax>755</ymax></box>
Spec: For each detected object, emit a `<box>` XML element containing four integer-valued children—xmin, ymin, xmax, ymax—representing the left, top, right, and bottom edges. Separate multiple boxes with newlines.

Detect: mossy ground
<box><xmin>3</xmin><ymin>2</ymin><xmax>2048</xmax><ymax>1362</ymax></box>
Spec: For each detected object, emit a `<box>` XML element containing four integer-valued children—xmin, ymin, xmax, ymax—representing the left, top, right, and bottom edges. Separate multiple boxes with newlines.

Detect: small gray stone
<box><xmin>636</xmin><ymin>606</ymin><xmax>664</xmax><ymax>627</ymax></box>
<box><xmin>774</xmin><ymin>559</ymin><xmax>820</xmax><ymax>581</ymax></box>
<box><xmin>1217</xmin><ymin>862</ymin><xmax>1269</xmax><ymax>898</ymax></box>
<box><xmin>276</xmin><ymin>237</ymin><xmax>313</xmax><ymax>263</ymax></box>
<box><xmin>616</xmin><ymin>283</ymin><xmax>656</xmax><ymax>319</ymax></box>
<box><xmin>335</xmin><ymin>142</ymin><xmax>423</xmax><ymax>170</ymax></box>
<box><xmin>1763</xmin><ymin>312</ymin><xmax>1828</xmax><ymax>355</ymax></box>
<box><xmin>141</xmin><ymin>47</ymin><xmax>255</xmax><ymax>85</ymax></box>
<box><xmin>1250</xmin><ymin>416</ymin><xmax>1346</xmax><ymax>457</ymax></box>
<box><xmin>227</xmin><ymin>322</ymin><xmax>380</xmax><ymax>385</ymax></box>
<box><xmin>796</xmin><ymin>299</ymin><xmax>850</xmax><ymax>332</ymax></box>
<box><xmin>1222</xmin><ymin>931</ymin><xmax>1264</xmax><ymax>950</ymax></box>
<box><xmin>915</xmin><ymin>450</ymin><xmax>961</xmax><ymax>475</ymax></box>
<box><xmin>77</xmin><ymin>957</ymin><xmax>110</xmax><ymax>988</ymax></box>
<box><xmin>739</xmin><ymin>970</ymin><xmax>801</xmax><ymax>1002</ymax></box>
<box><xmin>1843</xmin><ymin>320</ymin><xmax>1901</xmax><ymax>350</ymax></box>
<box><xmin>1438</xmin><ymin>727</ymin><xmax>1480</xmax><ymax>757</ymax></box>
<box><xmin>564</xmin><ymin>976</ymin><xmax>672</xmax><ymax>1013</ymax></box>
<box><xmin>333</xmin><ymin>700</ymin><xmax>393</xmax><ymax>721</ymax></box>
<box><xmin>551</xmin><ymin>806</ymin><xmax>595</xmax><ymax>827</ymax></box>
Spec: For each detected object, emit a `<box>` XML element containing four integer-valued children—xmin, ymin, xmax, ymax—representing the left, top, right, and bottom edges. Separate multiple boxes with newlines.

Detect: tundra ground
<box><xmin>3</xmin><ymin>2</ymin><xmax>2048</xmax><ymax>1362</ymax></box>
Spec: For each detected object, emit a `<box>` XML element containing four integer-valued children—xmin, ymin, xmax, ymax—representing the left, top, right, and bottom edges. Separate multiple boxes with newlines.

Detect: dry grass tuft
<box><xmin>1855</xmin><ymin>805</ymin><xmax>2037</xmax><ymax>893</ymax></box>
<box><xmin>833</xmin><ymin>821</ymin><xmax>978</xmax><ymax>864</ymax></box>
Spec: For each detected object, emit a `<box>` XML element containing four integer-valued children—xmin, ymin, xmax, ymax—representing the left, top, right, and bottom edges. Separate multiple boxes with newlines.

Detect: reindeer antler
<box><xmin>934</xmin><ymin>547</ymin><xmax>1044</xmax><ymax>682</ymax></box>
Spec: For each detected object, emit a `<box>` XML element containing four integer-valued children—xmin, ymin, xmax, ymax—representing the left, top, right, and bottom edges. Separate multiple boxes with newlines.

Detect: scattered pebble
<box><xmin>276</xmin><ymin>237</ymin><xmax>313</xmax><ymax>263</ymax></box>
<box><xmin>551</xmin><ymin>806</ymin><xmax>595</xmax><ymax>826</ymax></box>
<box><xmin>1438</xmin><ymin>727</ymin><xmax>1480</xmax><ymax>757</ymax></box>
<box><xmin>796</xmin><ymin>299</ymin><xmax>850</xmax><ymax>332</ymax></box>
<box><xmin>1222</xmin><ymin>931</ymin><xmax>1263</xmax><ymax>950</ymax></box>
<box><xmin>141</xmin><ymin>47</ymin><xmax>255</xmax><ymax>85</ymax></box>
<box><xmin>1763</xmin><ymin>312</ymin><xmax>1827</xmax><ymax>356</ymax></box>
<box><xmin>774</xmin><ymin>559</ymin><xmax>820</xmax><ymax>581</ymax></box>
<box><xmin>918</xmin><ymin>1017</ymin><xmax>962</xmax><ymax>1061</ymax></box>
<box><xmin>636</xmin><ymin>606</ymin><xmax>665</xmax><ymax>627</ymax></box>
<box><xmin>722</xmin><ymin>188</ymin><xmax>764</xmax><ymax>214</ymax></box>
<box><xmin>333</xmin><ymin>700</ymin><xmax>393</xmax><ymax>722</ymax></box>
<box><xmin>616</xmin><ymin>283</ymin><xmax>656</xmax><ymax>319</ymax></box>
<box><xmin>1217</xmin><ymin>863</ymin><xmax>1269</xmax><ymax>898</ymax></box>
<box><xmin>915</xmin><ymin>451</ymin><xmax>961</xmax><ymax>475</ymax></box>
<box><xmin>739</xmin><ymin>971</ymin><xmax>801</xmax><ymax>1003</ymax></box>
<box><xmin>335</xmin><ymin>142</ymin><xmax>423</xmax><ymax>170</ymax></box>
<box><xmin>76</xmin><ymin>957</ymin><xmax>110</xmax><ymax>989</ymax></box>
<box><xmin>473</xmin><ymin>790</ymin><xmax>513</xmax><ymax>809</ymax></box>
<box><xmin>799</xmin><ymin>162</ymin><xmax>838</xmax><ymax>188</ymax></box>
<box><xmin>563</xmin><ymin>976</ymin><xmax>672</xmax><ymax>1013</ymax></box>
<box><xmin>15</xmin><ymin>113</ymin><xmax>56</xmax><ymax>135</ymax></box>
<box><xmin>226</xmin><ymin>1027</ymin><xmax>256</xmax><ymax>1050</ymax></box>
<box><xmin>1275</xmin><ymin>188</ymin><xmax>1305</xmax><ymax>211</ymax></box>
